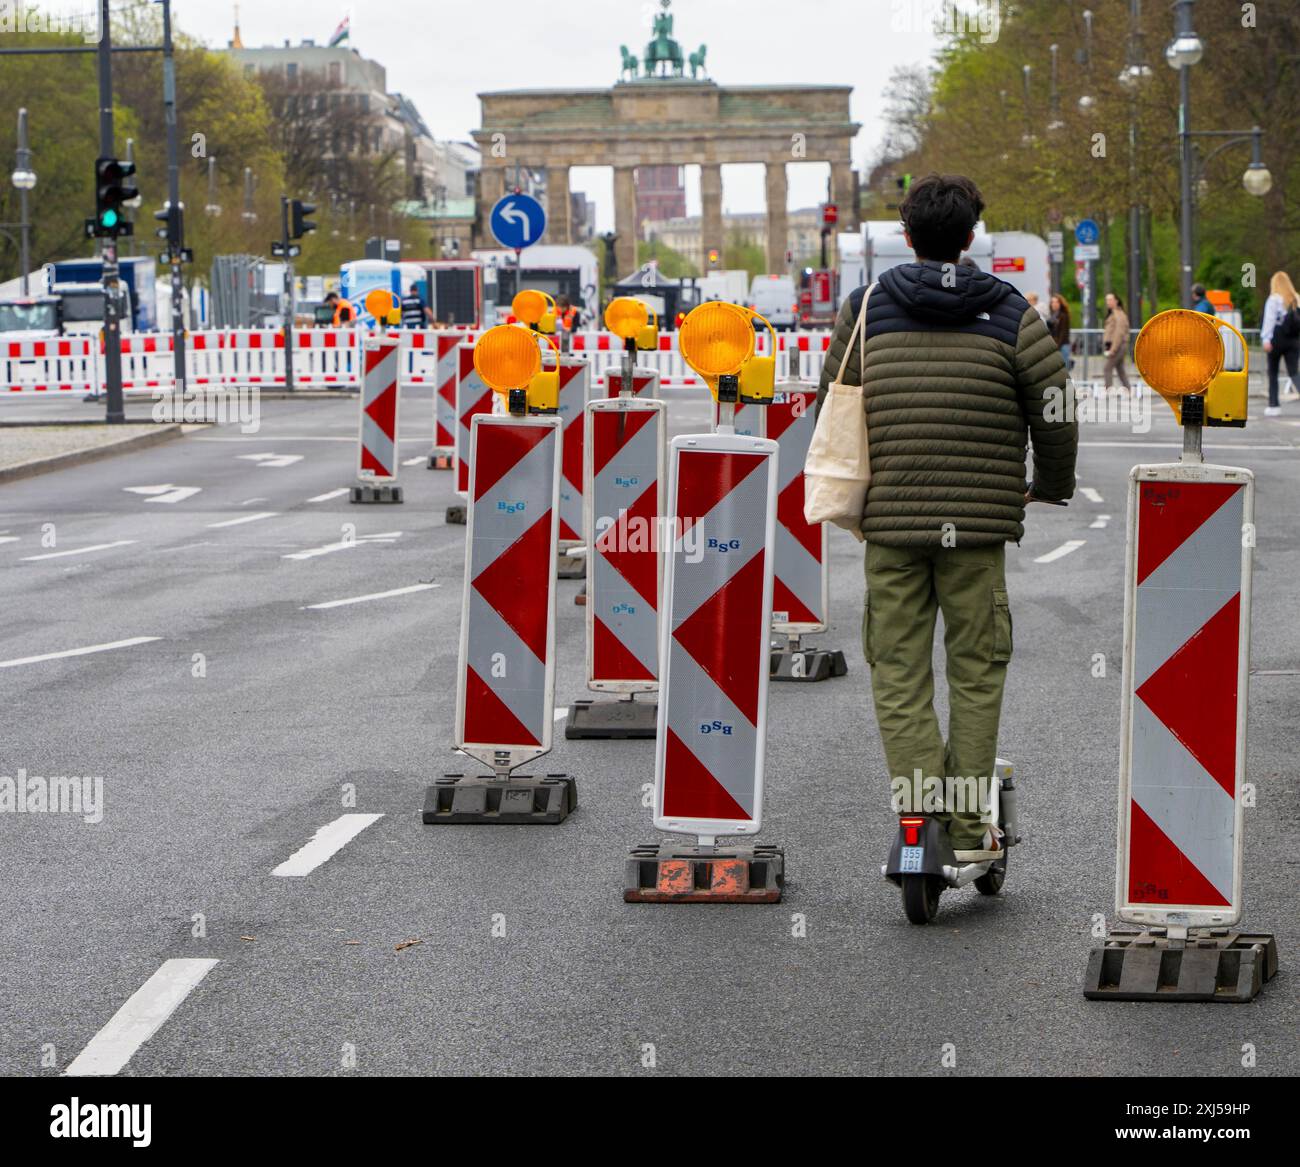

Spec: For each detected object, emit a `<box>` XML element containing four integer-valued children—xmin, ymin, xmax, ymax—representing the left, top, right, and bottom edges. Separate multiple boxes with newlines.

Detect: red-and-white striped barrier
<box><xmin>0</xmin><ymin>327</ymin><xmax>824</xmax><ymax>394</ymax></box>
<box><xmin>2</xmin><ymin>336</ymin><xmax>98</xmax><ymax>393</ymax></box>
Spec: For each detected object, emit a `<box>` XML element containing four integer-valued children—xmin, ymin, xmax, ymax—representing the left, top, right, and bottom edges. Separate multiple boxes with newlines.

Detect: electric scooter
<box><xmin>883</xmin><ymin>759</ymin><xmax>1021</xmax><ymax>924</ymax></box>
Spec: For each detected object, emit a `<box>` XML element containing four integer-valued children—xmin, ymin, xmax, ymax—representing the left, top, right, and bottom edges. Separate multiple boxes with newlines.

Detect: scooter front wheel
<box><xmin>901</xmin><ymin>874</ymin><xmax>943</xmax><ymax>924</ymax></box>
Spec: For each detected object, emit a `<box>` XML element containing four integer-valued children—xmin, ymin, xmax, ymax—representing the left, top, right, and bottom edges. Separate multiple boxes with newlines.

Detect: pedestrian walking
<box><xmin>1192</xmin><ymin>283</ymin><xmax>1217</xmax><ymax>315</ymax></box>
<box><xmin>1026</xmin><ymin>291</ymin><xmax>1049</xmax><ymax>323</ymax></box>
<box><xmin>1102</xmin><ymin>292</ymin><xmax>1132</xmax><ymax>395</ymax></box>
<box><xmin>816</xmin><ymin>173</ymin><xmax>1077</xmax><ymax>861</ymax></box>
<box><xmin>1048</xmin><ymin>294</ymin><xmax>1071</xmax><ymax>370</ymax></box>
<box><xmin>1261</xmin><ymin>270</ymin><xmax>1300</xmax><ymax>418</ymax></box>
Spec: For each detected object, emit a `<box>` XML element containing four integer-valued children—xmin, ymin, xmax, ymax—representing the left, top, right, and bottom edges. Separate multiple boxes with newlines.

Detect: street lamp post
<box><xmin>1168</xmin><ymin>0</ymin><xmax>1270</xmax><ymax>307</ymax></box>
<box><xmin>1119</xmin><ymin>0</ymin><xmax>1153</xmax><ymax>325</ymax></box>
<box><xmin>11</xmin><ymin>108</ymin><xmax>36</xmax><ymax>295</ymax></box>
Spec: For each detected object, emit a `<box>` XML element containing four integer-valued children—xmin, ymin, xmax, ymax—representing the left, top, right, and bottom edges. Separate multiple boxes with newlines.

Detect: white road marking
<box><xmin>207</xmin><ymin>511</ymin><xmax>279</xmax><ymax>529</ymax></box>
<box><xmin>306</xmin><ymin>488</ymin><xmax>349</xmax><ymax>503</ymax></box>
<box><xmin>554</xmin><ymin>708</ymin><xmax>568</xmax><ymax>722</ymax></box>
<box><xmin>402</xmin><ymin>456</ymin><xmax>425</xmax><ymax>466</ymax></box>
<box><xmin>272</xmin><ymin>813</ymin><xmax>384</xmax><ymax>877</ymax></box>
<box><xmin>1034</xmin><ymin>539</ymin><xmax>1087</xmax><ymax>564</ymax></box>
<box><xmin>1080</xmin><ymin>487</ymin><xmax>1104</xmax><ymax>503</ymax></box>
<box><xmin>283</xmin><ymin>532</ymin><xmax>402</xmax><ymax>561</ymax></box>
<box><xmin>64</xmin><ymin>958</ymin><xmax>218</xmax><ymax>1077</ymax></box>
<box><xmin>194</xmin><ymin>436</ymin><xmax>428</xmax><ymax>442</ymax></box>
<box><xmin>238</xmin><ymin>452</ymin><xmax>304</xmax><ymax>468</ymax></box>
<box><xmin>152</xmin><ymin>541</ymin><xmax>214</xmax><ymax>554</ymax></box>
<box><xmin>1089</xmin><ymin>514</ymin><xmax>1111</xmax><ymax>529</ymax></box>
<box><xmin>21</xmin><ymin>540</ymin><xmax>136</xmax><ymax>562</ymax></box>
<box><xmin>124</xmin><ymin>484</ymin><xmax>202</xmax><ymax>504</ymax></box>
<box><xmin>303</xmin><ymin>582</ymin><xmax>440</xmax><ymax>610</ymax></box>
<box><xmin>0</xmin><ymin>635</ymin><xmax>161</xmax><ymax>669</ymax></box>
<box><xmin>0</xmin><ymin>535</ymin><xmax>19</xmax><ymax>545</ymax></box>
<box><xmin>241</xmin><ymin>497</ymin><xmax>268</xmax><ymax>505</ymax></box>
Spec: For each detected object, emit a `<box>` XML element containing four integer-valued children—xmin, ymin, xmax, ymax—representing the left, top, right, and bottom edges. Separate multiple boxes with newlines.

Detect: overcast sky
<box><xmin>157</xmin><ymin>0</ymin><xmax>941</xmax><ymax>230</ymax></box>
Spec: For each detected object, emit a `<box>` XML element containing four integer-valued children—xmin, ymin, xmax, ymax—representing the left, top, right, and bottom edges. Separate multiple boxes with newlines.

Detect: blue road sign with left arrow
<box><xmin>490</xmin><ymin>193</ymin><xmax>547</xmax><ymax>250</ymax></box>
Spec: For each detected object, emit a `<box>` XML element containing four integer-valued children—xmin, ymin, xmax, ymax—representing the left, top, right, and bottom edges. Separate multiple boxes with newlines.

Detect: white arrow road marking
<box><xmin>21</xmin><ymin>540</ymin><xmax>136</xmax><ymax>562</ymax></box>
<box><xmin>306</xmin><ymin>488</ymin><xmax>349</xmax><ymax>503</ymax></box>
<box><xmin>1080</xmin><ymin>487</ymin><xmax>1104</xmax><ymax>503</ymax></box>
<box><xmin>1090</xmin><ymin>514</ymin><xmax>1111</xmax><ymax>529</ymax></box>
<box><xmin>124</xmin><ymin>484</ymin><xmax>202</xmax><ymax>504</ymax></box>
<box><xmin>272</xmin><ymin>813</ymin><xmax>384</xmax><ymax>877</ymax></box>
<box><xmin>500</xmin><ymin>200</ymin><xmax>531</xmax><ymax>242</ymax></box>
<box><xmin>282</xmin><ymin>531</ymin><xmax>403</xmax><ymax>560</ymax></box>
<box><xmin>0</xmin><ymin>636</ymin><xmax>160</xmax><ymax>668</ymax></box>
<box><xmin>237</xmin><ymin>453</ymin><xmax>304</xmax><ymax>468</ymax></box>
<box><xmin>1034</xmin><ymin>539</ymin><xmax>1087</xmax><ymax>564</ymax></box>
<box><xmin>207</xmin><ymin>512</ymin><xmax>279</xmax><ymax>529</ymax></box>
<box><xmin>64</xmin><ymin>958</ymin><xmax>218</xmax><ymax>1077</ymax></box>
<box><xmin>302</xmin><ymin>582</ymin><xmax>439</xmax><ymax>610</ymax></box>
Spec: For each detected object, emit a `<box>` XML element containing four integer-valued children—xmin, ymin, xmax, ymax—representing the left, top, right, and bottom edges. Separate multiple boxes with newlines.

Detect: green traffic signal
<box><xmin>101</xmin><ymin>209</ymin><xmax>119</xmax><ymax>228</ymax></box>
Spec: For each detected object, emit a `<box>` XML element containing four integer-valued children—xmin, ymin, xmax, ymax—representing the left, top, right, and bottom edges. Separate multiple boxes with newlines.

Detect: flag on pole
<box><xmin>328</xmin><ymin>15</ymin><xmax>350</xmax><ymax>46</ymax></box>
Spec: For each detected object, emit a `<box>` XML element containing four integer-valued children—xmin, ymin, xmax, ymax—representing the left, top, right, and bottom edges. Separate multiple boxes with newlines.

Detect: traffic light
<box><xmin>153</xmin><ymin>201</ymin><xmax>183</xmax><ymax>245</ymax></box>
<box><xmin>90</xmin><ymin>157</ymin><xmax>138</xmax><ymax>238</ymax></box>
<box><xmin>290</xmin><ymin>199</ymin><xmax>317</xmax><ymax>239</ymax></box>
<box><xmin>707</xmin><ymin>248</ymin><xmax>721</xmax><ymax>268</ymax></box>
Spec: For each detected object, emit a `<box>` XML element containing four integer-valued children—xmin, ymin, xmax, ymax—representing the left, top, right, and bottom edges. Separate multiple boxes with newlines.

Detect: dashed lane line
<box><xmin>1034</xmin><ymin>539</ymin><xmax>1087</xmax><ymax>564</ymax></box>
<box><xmin>64</xmin><ymin>958</ymin><xmax>219</xmax><ymax>1077</ymax></box>
<box><xmin>0</xmin><ymin>636</ymin><xmax>161</xmax><ymax>669</ymax></box>
<box><xmin>207</xmin><ymin>511</ymin><xmax>279</xmax><ymax>529</ymax></box>
<box><xmin>1090</xmin><ymin>514</ymin><xmax>1112</xmax><ymax>529</ymax></box>
<box><xmin>302</xmin><ymin>582</ymin><xmax>440</xmax><ymax>610</ymax></box>
<box><xmin>306</xmin><ymin>488</ymin><xmax>349</xmax><ymax>503</ymax></box>
<box><xmin>20</xmin><ymin>540</ymin><xmax>137</xmax><ymax>562</ymax></box>
<box><xmin>271</xmin><ymin>814</ymin><xmax>384</xmax><ymax>877</ymax></box>
<box><xmin>1080</xmin><ymin>487</ymin><xmax>1104</xmax><ymax>503</ymax></box>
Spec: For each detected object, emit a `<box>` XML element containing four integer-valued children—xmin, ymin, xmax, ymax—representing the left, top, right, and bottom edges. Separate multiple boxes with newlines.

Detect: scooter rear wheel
<box><xmin>901</xmin><ymin>874</ymin><xmax>943</xmax><ymax>924</ymax></box>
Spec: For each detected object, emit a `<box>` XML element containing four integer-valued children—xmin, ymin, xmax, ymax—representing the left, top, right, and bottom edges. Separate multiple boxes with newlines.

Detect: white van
<box><xmin>748</xmin><ymin>274</ymin><xmax>798</xmax><ymax>330</ymax></box>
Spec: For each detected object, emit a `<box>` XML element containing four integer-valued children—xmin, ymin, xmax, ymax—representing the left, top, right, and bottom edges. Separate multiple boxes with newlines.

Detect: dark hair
<box><xmin>1192</xmin><ymin>283</ymin><xmax>1206</xmax><ymax>297</ymax></box>
<box><xmin>1108</xmin><ymin>292</ymin><xmax>1125</xmax><ymax>309</ymax></box>
<box><xmin>899</xmin><ymin>173</ymin><xmax>985</xmax><ymax>262</ymax></box>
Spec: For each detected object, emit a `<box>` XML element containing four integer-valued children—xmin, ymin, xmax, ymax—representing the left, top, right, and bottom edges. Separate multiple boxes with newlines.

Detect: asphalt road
<box><xmin>0</xmin><ymin>386</ymin><xmax>1296</xmax><ymax>1077</ymax></box>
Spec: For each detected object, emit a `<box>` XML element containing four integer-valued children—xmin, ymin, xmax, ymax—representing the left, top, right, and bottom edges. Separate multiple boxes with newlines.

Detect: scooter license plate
<box><xmin>899</xmin><ymin>846</ymin><xmax>924</xmax><ymax>873</ymax></box>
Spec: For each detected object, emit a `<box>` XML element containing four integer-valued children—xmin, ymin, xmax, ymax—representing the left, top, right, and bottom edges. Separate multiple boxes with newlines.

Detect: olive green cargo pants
<box><xmin>862</xmin><ymin>542</ymin><xmax>1012</xmax><ymax>849</ymax></box>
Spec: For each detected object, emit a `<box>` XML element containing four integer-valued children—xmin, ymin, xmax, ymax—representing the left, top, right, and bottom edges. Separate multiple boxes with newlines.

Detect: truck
<box><xmin>44</xmin><ymin>255</ymin><xmax>158</xmax><ymax>332</ymax></box>
<box><xmin>338</xmin><ymin>258</ymin><xmax>488</xmax><ymax>329</ymax></box>
<box><xmin>837</xmin><ymin>222</ymin><xmax>1050</xmax><ymax>307</ymax></box>
<box><xmin>695</xmin><ymin>269</ymin><xmax>750</xmax><ymax>305</ymax></box>
<box><xmin>474</xmin><ymin>246</ymin><xmax>599</xmax><ymax>327</ymax></box>
<box><xmin>0</xmin><ymin>285</ymin><xmax>134</xmax><ymax>338</ymax></box>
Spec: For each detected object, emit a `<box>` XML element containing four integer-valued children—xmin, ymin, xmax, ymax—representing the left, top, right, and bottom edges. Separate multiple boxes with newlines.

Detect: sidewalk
<box><xmin>0</xmin><ymin>423</ymin><xmax>186</xmax><ymax>484</ymax></box>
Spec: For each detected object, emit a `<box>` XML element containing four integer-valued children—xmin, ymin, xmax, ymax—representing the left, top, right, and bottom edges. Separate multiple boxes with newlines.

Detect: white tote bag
<box><xmin>803</xmin><ymin>283</ymin><xmax>874</xmax><ymax>542</ymax></box>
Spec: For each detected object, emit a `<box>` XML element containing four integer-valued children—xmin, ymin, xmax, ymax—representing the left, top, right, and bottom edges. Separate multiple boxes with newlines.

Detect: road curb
<box><xmin>0</xmin><ymin>423</ymin><xmax>186</xmax><ymax>485</ymax></box>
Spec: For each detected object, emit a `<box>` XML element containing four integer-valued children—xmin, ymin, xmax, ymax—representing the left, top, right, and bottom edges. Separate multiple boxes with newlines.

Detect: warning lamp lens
<box><xmin>678</xmin><ymin>301</ymin><xmax>755</xmax><ymax>378</ymax></box>
<box><xmin>1134</xmin><ymin>309</ymin><xmax>1224</xmax><ymax>397</ymax></box>
<box><xmin>364</xmin><ymin>288</ymin><xmax>399</xmax><ymax>321</ymax></box>
<box><xmin>512</xmin><ymin>289</ymin><xmax>551</xmax><ymax>326</ymax></box>
<box><xmin>474</xmin><ymin>324</ymin><xmax>542</xmax><ymax>391</ymax></box>
<box><xmin>604</xmin><ymin>296</ymin><xmax>649</xmax><ymax>339</ymax></box>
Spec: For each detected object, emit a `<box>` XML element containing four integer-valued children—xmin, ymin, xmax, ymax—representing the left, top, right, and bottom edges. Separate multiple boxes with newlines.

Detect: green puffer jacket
<box><xmin>816</xmin><ymin>261</ymin><xmax>1078</xmax><ymax>547</ymax></box>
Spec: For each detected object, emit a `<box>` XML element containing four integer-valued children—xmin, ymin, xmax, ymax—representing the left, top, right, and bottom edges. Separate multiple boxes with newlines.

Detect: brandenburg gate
<box><xmin>471</xmin><ymin>0</ymin><xmax>860</xmax><ymax>276</ymax></box>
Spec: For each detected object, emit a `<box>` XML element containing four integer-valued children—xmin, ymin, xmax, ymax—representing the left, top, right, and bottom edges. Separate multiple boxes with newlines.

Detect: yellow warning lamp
<box><xmin>513</xmin><ymin>289</ymin><xmax>556</xmax><ymax>335</ymax></box>
<box><xmin>604</xmin><ymin>296</ymin><xmax>659</xmax><ymax>352</ymax></box>
<box><xmin>474</xmin><ymin>324</ymin><xmax>544</xmax><ymax>415</ymax></box>
<box><xmin>364</xmin><ymin>288</ymin><xmax>401</xmax><ymax>327</ymax></box>
<box><xmin>678</xmin><ymin>300</ymin><xmax>756</xmax><ymax>401</ymax></box>
<box><xmin>1133</xmin><ymin>309</ymin><xmax>1224</xmax><ymax>425</ymax></box>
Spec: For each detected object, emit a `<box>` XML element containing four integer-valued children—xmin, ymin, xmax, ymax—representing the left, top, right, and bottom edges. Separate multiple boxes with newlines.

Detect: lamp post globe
<box><xmin>1243</xmin><ymin>163</ymin><xmax>1272</xmax><ymax>197</ymax></box>
<box><xmin>1165</xmin><ymin>33</ymin><xmax>1203</xmax><ymax>69</ymax></box>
